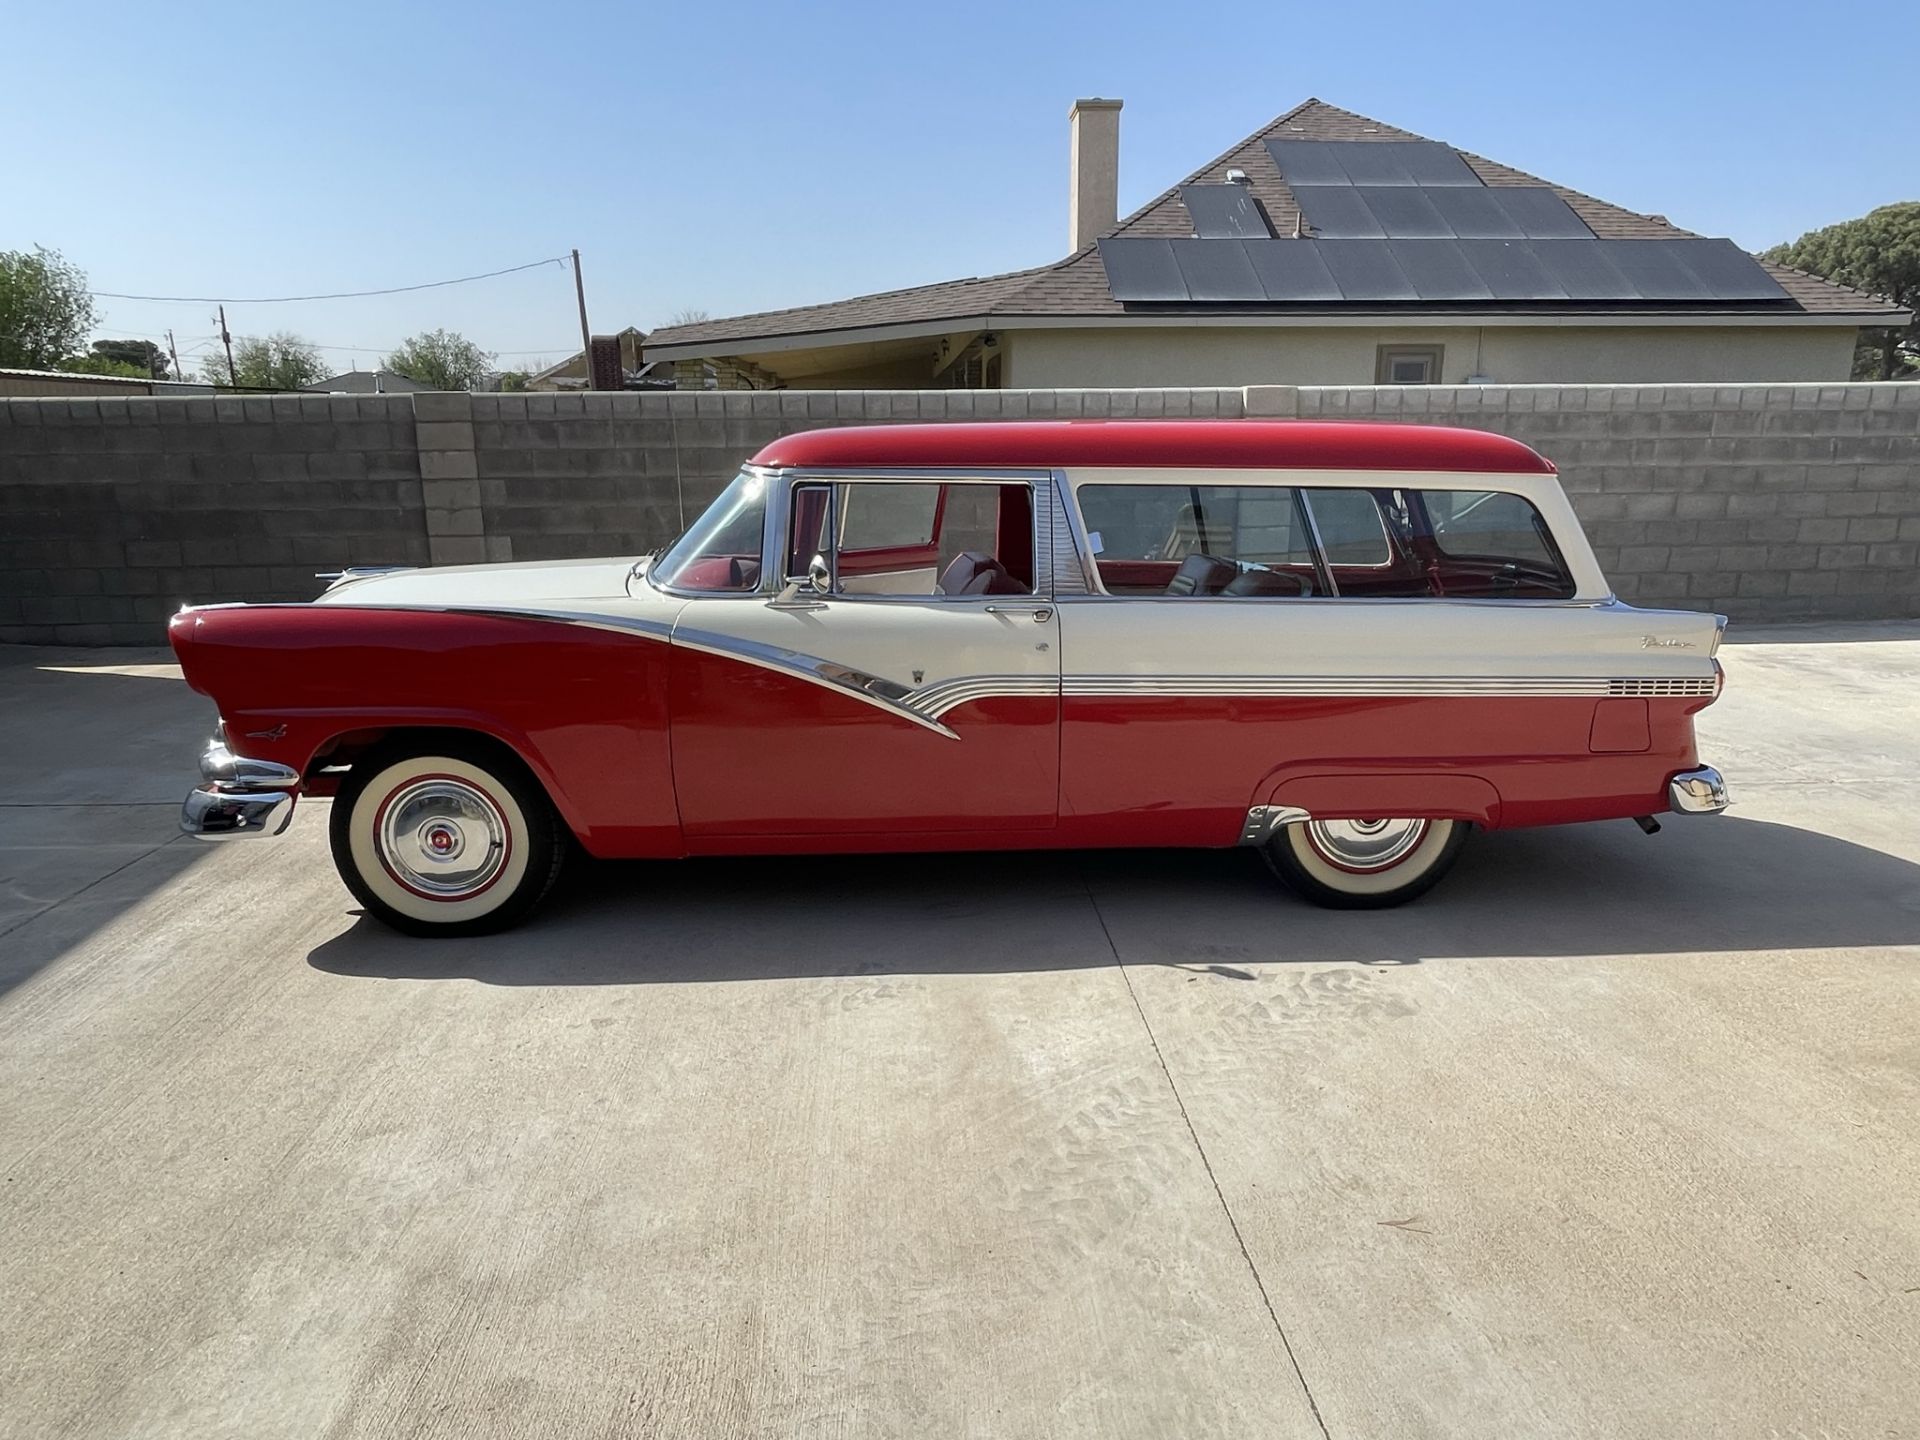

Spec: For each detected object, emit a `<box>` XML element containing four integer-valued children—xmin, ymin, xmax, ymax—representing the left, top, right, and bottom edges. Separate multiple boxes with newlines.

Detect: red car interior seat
<box><xmin>938</xmin><ymin>551</ymin><xmax>1024</xmax><ymax>596</ymax></box>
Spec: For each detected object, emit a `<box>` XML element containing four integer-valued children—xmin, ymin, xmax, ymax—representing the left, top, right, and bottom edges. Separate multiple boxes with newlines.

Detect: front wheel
<box><xmin>329</xmin><ymin>740</ymin><xmax>566</xmax><ymax>937</ymax></box>
<box><xmin>1263</xmin><ymin>817</ymin><xmax>1468</xmax><ymax>909</ymax></box>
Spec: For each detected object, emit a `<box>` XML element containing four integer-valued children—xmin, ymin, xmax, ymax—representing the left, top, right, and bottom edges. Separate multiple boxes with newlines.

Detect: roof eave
<box><xmin>643</xmin><ymin>305</ymin><xmax>1903</xmax><ymax>359</ymax></box>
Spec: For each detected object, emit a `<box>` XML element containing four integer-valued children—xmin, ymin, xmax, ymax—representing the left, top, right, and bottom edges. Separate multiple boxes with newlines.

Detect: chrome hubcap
<box><xmin>379</xmin><ymin>778</ymin><xmax>508</xmax><ymax>898</ymax></box>
<box><xmin>1305</xmin><ymin>817</ymin><xmax>1430</xmax><ymax>872</ymax></box>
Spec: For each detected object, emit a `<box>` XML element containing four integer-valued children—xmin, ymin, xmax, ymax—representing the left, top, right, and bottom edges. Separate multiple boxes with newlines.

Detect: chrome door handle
<box><xmin>985</xmin><ymin>604</ymin><xmax>1054</xmax><ymax>622</ymax></box>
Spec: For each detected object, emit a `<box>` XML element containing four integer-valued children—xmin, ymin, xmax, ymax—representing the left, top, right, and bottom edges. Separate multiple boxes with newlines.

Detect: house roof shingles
<box><xmin>648</xmin><ymin>99</ymin><xmax>1905</xmax><ymax>352</ymax></box>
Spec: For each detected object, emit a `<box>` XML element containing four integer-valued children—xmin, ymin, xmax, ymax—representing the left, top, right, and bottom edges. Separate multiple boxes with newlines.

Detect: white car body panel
<box><xmin>315</xmin><ymin>555</ymin><xmax>646</xmax><ymax>609</ymax></box>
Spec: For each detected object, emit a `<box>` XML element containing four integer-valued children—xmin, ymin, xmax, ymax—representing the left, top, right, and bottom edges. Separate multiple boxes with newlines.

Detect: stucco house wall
<box><xmin>1001</xmin><ymin>325</ymin><xmax>1862</xmax><ymax>390</ymax></box>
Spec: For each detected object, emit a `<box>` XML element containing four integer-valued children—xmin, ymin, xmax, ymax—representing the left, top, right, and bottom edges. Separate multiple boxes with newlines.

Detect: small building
<box><xmin>523</xmin><ymin>327</ymin><xmax>650</xmax><ymax>391</ymax></box>
<box><xmin>0</xmin><ymin>366</ymin><xmax>215</xmax><ymax>398</ymax></box>
<box><xmin>307</xmin><ymin>369</ymin><xmax>435</xmax><ymax>394</ymax></box>
<box><xmin>643</xmin><ymin>98</ymin><xmax>1909</xmax><ymax>389</ymax></box>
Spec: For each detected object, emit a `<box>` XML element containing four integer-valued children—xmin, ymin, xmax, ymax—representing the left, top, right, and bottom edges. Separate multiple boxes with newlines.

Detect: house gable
<box><xmin>644</xmin><ymin>98</ymin><xmax>1906</xmax><ymax>371</ymax></box>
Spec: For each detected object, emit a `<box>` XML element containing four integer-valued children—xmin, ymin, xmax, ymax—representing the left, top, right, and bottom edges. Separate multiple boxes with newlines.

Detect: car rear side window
<box><xmin>1426</xmin><ymin>491</ymin><xmax>1558</xmax><ymax>567</ymax></box>
<box><xmin>1299</xmin><ymin>488</ymin><xmax>1392</xmax><ymax>566</ymax></box>
<box><xmin>1074</xmin><ymin>482</ymin><xmax>1575</xmax><ymax>600</ymax></box>
<box><xmin>1076</xmin><ymin>484</ymin><xmax>1323</xmax><ymax>597</ymax></box>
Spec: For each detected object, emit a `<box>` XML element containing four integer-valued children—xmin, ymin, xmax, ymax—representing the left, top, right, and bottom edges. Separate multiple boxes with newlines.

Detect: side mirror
<box><xmin>773</xmin><ymin>552</ymin><xmax>833</xmax><ymax>607</ymax></box>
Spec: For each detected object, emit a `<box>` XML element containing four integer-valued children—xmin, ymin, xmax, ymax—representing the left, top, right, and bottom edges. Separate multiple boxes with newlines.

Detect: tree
<box><xmin>0</xmin><ymin>246</ymin><xmax>96</xmax><ymax>370</ymax></box>
<box><xmin>202</xmin><ymin>332</ymin><xmax>326</xmax><ymax>390</ymax></box>
<box><xmin>57</xmin><ymin>353</ymin><xmax>151</xmax><ymax>379</ymax></box>
<box><xmin>1763</xmin><ymin>202</ymin><xmax>1920</xmax><ymax>380</ymax></box>
<box><xmin>668</xmin><ymin>308</ymin><xmax>711</xmax><ymax>327</ymax></box>
<box><xmin>385</xmin><ymin>328</ymin><xmax>495</xmax><ymax>391</ymax></box>
<box><xmin>89</xmin><ymin>337</ymin><xmax>170</xmax><ymax>379</ymax></box>
<box><xmin>497</xmin><ymin>370</ymin><xmax>532</xmax><ymax>392</ymax></box>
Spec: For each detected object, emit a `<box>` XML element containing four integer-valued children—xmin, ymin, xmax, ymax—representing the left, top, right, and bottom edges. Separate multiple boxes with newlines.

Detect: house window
<box><xmin>1376</xmin><ymin>344</ymin><xmax>1443</xmax><ymax>385</ymax></box>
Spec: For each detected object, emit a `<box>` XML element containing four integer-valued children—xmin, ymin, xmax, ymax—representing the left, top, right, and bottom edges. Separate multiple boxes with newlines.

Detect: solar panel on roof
<box><xmin>1668</xmin><ymin>238</ymin><xmax>1791</xmax><ymax>300</ymax></box>
<box><xmin>1244</xmin><ymin>241</ymin><xmax>1343</xmax><ymax>301</ymax></box>
<box><xmin>1591</xmin><ymin>239</ymin><xmax>1715</xmax><ymax>301</ymax></box>
<box><xmin>1169</xmin><ymin>239</ymin><xmax>1265</xmax><ymax>301</ymax></box>
<box><xmin>1457</xmin><ymin>240</ymin><xmax>1570</xmax><ymax>300</ymax></box>
<box><xmin>1423</xmin><ymin>186</ymin><xmax>1525</xmax><ymax>239</ymax></box>
<box><xmin>1317</xmin><ymin>240</ymin><xmax>1420</xmax><ymax>300</ymax></box>
<box><xmin>1292</xmin><ymin>185</ymin><xmax>1385</xmax><ymax>238</ymax></box>
<box><xmin>1267</xmin><ymin>140</ymin><xmax>1482</xmax><ymax>188</ymax></box>
<box><xmin>1180</xmin><ymin>184</ymin><xmax>1274</xmax><ymax>239</ymax></box>
<box><xmin>1389</xmin><ymin>141</ymin><xmax>1483</xmax><ymax>186</ymax></box>
<box><xmin>1487</xmin><ymin>187</ymin><xmax>1592</xmax><ymax>239</ymax></box>
<box><xmin>1264</xmin><ymin>140</ymin><xmax>1353</xmax><ymax>186</ymax></box>
<box><xmin>1101</xmin><ymin>235</ymin><xmax>1792</xmax><ymax>306</ymax></box>
<box><xmin>1292</xmin><ymin>179</ymin><xmax>1586</xmax><ymax>243</ymax></box>
<box><xmin>1097</xmin><ymin>238</ymin><xmax>1190</xmax><ymax>301</ymax></box>
<box><xmin>1386</xmin><ymin>240</ymin><xmax>1496</xmax><ymax>300</ymax></box>
<box><xmin>1529</xmin><ymin>241</ymin><xmax>1640</xmax><ymax>300</ymax></box>
<box><xmin>1326</xmin><ymin>142</ymin><xmax>1419</xmax><ymax>186</ymax></box>
<box><xmin>1357</xmin><ymin>187</ymin><xmax>1453</xmax><ymax>238</ymax></box>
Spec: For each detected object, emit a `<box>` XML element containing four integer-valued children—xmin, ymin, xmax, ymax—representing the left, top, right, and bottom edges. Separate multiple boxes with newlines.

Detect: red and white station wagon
<box><xmin>170</xmin><ymin>420</ymin><xmax>1729</xmax><ymax>935</ymax></box>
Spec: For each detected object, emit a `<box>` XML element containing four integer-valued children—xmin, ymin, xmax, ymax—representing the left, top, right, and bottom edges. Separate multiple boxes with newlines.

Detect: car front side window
<box><xmin>787</xmin><ymin>481</ymin><xmax>1036</xmax><ymax>598</ymax></box>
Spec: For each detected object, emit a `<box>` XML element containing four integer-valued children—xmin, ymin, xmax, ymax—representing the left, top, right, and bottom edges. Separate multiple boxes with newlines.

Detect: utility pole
<box><xmin>570</xmin><ymin>248</ymin><xmax>592</xmax><ymax>361</ymax></box>
<box><xmin>217</xmin><ymin>305</ymin><xmax>237</xmax><ymax>388</ymax></box>
<box><xmin>165</xmin><ymin>329</ymin><xmax>182</xmax><ymax>382</ymax></box>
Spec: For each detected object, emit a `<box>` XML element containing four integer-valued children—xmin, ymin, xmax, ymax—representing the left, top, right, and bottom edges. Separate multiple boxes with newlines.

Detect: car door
<box><xmin>670</xmin><ymin>475</ymin><xmax>1061</xmax><ymax>840</ymax></box>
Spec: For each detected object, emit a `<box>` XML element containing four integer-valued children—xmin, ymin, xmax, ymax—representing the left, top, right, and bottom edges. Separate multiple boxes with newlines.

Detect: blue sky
<box><xmin>4</xmin><ymin>1</ymin><xmax>1913</xmax><ymax>375</ymax></box>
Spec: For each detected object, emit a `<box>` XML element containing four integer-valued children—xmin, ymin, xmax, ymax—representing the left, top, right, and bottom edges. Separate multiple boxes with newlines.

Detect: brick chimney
<box><xmin>1069</xmin><ymin>98</ymin><xmax>1122</xmax><ymax>252</ymax></box>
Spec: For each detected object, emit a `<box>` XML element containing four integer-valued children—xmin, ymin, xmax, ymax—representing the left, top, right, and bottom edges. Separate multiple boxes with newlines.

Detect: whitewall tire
<box><xmin>1263</xmin><ymin>817</ymin><xmax>1468</xmax><ymax>909</ymax></box>
<box><xmin>329</xmin><ymin>740</ymin><xmax>566</xmax><ymax>936</ymax></box>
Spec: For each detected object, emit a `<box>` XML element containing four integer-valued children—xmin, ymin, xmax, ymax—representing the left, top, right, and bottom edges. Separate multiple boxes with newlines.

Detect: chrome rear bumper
<box><xmin>181</xmin><ymin>737</ymin><xmax>301</xmax><ymax>839</ymax></box>
<box><xmin>1668</xmin><ymin>765</ymin><xmax>1730</xmax><ymax>816</ymax></box>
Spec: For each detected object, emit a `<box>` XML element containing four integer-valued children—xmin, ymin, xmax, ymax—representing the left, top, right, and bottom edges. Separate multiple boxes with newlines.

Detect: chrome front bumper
<box><xmin>181</xmin><ymin>736</ymin><xmax>301</xmax><ymax>839</ymax></box>
<box><xmin>1668</xmin><ymin>765</ymin><xmax>1731</xmax><ymax>816</ymax></box>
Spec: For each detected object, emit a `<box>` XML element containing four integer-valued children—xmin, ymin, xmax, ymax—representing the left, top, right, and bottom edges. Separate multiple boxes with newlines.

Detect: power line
<box><xmin>88</xmin><ymin>321</ymin><xmax>197</xmax><ymax>337</ymax></box>
<box><xmin>90</xmin><ymin>254</ymin><xmax>572</xmax><ymax>305</ymax></box>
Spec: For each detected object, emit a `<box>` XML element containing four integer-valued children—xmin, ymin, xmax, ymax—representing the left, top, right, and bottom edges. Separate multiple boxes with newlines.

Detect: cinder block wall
<box><xmin>1287</xmin><ymin>382</ymin><xmax>1920</xmax><ymax>620</ymax></box>
<box><xmin>0</xmin><ymin>394</ymin><xmax>426</xmax><ymax>644</ymax></box>
<box><xmin>0</xmin><ymin>383</ymin><xmax>1914</xmax><ymax>645</ymax></box>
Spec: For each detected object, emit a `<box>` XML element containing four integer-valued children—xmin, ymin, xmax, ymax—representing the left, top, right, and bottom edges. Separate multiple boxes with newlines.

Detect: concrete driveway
<box><xmin>2</xmin><ymin>628</ymin><xmax>1917</xmax><ymax>1439</ymax></box>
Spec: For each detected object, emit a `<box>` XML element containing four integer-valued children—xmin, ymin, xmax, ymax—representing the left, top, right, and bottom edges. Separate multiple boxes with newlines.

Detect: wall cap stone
<box><xmin>412</xmin><ymin>392</ymin><xmax>474</xmax><ymax>423</ymax></box>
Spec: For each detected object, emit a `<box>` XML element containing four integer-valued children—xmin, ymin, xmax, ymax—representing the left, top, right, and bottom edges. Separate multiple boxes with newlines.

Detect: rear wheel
<box><xmin>1263</xmin><ymin>816</ymin><xmax>1468</xmax><ymax>909</ymax></box>
<box><xmin>329</xmin><ymin>739</ymin><xmax>566</xmax><ymax>937</ymax></box>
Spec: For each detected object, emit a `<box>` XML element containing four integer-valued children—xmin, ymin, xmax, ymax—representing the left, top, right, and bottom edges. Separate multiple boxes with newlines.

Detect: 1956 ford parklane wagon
<box><xmin>170</xmin><ymin>420</ymin><xmax>1729</xmax><ymax>935</ymax></box>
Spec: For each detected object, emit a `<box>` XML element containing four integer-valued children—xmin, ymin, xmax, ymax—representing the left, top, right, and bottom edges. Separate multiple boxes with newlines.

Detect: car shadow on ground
<box><xmin>306</xmin><ymin>815</ymin><xmax>1920</xmax><ymax>986</ymax></box>
<box><xmin>0</xmin><ymin>649</ymin><xmax>219</xmax><ymax>1000</ymax></box>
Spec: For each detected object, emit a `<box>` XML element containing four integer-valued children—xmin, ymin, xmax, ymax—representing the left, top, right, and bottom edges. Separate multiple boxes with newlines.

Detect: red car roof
<box><xmin>750</xmin><ymin>419</ymin><xmax>1555</xmax><ymax>475</ymax></box>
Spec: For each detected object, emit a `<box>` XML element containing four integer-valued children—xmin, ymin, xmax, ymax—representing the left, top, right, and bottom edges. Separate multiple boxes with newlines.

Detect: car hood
<box><xmin>314</xmin><ymin>555</ymin><xmax>649</xmax><ymax>609</ymax></box>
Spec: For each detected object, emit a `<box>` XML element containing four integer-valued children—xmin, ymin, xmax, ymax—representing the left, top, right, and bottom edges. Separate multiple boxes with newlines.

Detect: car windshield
<box><xmin>648</xmin><ymin>469</ymin><xmax>767</xmax><ymax>593</ymax></box>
